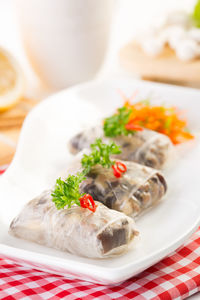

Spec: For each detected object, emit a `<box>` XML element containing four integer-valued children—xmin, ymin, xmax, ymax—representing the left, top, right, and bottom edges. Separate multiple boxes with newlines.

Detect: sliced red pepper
<box><xmin>112</xmin><ymin>161</ymin><xmax>127</xmax><ymax>178</ymax></box>
<box><xmin>0</xmin><ymin>169</ymin><xmax>5</xmax><ymax>175</ymax></box>
<box><xmin>125</xmin><ymin>122</ymin><xmax>143</xmax><ymax>131</ymax></box>
<box><xmin>79</xmin><ymin>194</ymin><xmax>96</xmax><ymax>212</ymax></box>
<box><xmin>112</xmin><ymin>165</ymin><xmax>121</xmax><ymax>178</ymax></box>
<box><xmin>116</xmin><ymin>161</ymin><xmax>127</xmax><ymax>173</ymax></box>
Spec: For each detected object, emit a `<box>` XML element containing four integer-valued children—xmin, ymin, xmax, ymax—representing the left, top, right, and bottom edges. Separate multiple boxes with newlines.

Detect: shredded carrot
<box><xmin>123</xmin><ymin>98</ymin><xmax>194</xmax><ymax>145</ymax></box>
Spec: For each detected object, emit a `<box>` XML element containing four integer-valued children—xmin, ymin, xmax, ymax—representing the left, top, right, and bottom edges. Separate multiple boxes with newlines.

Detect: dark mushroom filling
<box><xmin>97</xmin><ymin>219</ymin><xmax>130</xmax><ymax>254</ymax></box>
<box><xmin>80</xmin><ymin>167</ymin><xmax>167</xmax><ymax>217</ymax></box>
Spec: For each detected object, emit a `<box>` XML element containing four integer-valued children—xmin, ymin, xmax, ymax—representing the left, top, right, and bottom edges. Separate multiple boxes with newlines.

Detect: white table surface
<box><xmin>0</xmin><ymin>0</ymin><xmax>199</xmax><ymax>299</ymax></box>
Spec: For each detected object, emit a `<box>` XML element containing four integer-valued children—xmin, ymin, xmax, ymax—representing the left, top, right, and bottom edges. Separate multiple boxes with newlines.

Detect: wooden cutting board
<box><xmin>0</xmin><ymin>97</ymin><xmax>37</xmax><ymax>165</ymax></box>
<box><xmin>119</xmin><ymin>42</ymin><xmax>200</xmax><ymax>88</ymax></box>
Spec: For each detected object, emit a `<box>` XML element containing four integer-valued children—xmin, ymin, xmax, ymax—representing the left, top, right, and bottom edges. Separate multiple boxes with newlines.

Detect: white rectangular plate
<box><xmin>0</xmin><ymin>78</ymin><xmax>200</xmax><ymax>285</ymax></box>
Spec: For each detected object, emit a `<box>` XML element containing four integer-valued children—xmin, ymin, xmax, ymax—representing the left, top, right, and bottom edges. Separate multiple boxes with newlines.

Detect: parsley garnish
<box><xmin>52</xmin><ymin>139</ymin><xmax>121</xmax><ymax>210</ymax></box>
<box><xmin>103</xmin><ymin>106</ymin><xmax>134</xmax><ymax>137</ymax></box>
<box><xmin>81</xmin><ymin>138</ymin><xmax>121</xmax><ymax>174</ymax></box>
<box><xmin>51</xmin><ymin>172</ymin><xmax>85</xmax><ymax>209</ymax></box>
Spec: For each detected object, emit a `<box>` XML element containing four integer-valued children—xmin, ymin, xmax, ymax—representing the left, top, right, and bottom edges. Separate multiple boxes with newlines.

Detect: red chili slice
<box><xmin>79</xmin><ymin>194</ymin><xmax>96</xmax><ymax>212</ymax></box>
<box><xmin>112</xmin><ymin>161</ymin><xmax>127</xmax><ymax>178</ymax></box>
<box><xmin>116</xmin><ymin>161</ymin><xmax>127</xmax><ymax>173</ymax></box>
<box><xmin>125</xmin><ymin>122</ymin><xmax>143</xmax><ymax>131</ymax></box>
<box><xmin>112</xmin><ymin>165</ymin><xmax>121</xmax><ymax>178</ymax></box>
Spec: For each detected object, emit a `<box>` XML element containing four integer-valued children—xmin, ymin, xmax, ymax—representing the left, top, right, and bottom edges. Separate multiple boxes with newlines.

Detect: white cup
<box><xmin>15</xmin><ymin>0</ymin><xmax>114</xmax><ymax>90</ymax></box>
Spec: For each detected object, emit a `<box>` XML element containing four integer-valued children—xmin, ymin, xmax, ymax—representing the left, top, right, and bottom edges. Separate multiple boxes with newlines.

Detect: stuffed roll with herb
<box><xmin>69</xmin><ymin>125</ymin><xmax>173</xmax><ymax>170</ymax></box>
<box><xmin>70</xmin><ymin>139</ymin><xmax>167</xmax><ymax>217</ymax></box>
<box><xmin>9</xmin><ymin>191</ymin><xmax>138</xmax><ymax>258</ymax></box>
<box><xmin>69</xmin><ymin>104</ymin><xmax>174</xmax><ymax>170</ymax></box>
<box><xmin>80</xmin><ymin>161</ymin><xmax>167</xmax><ymax>217</ymax></box>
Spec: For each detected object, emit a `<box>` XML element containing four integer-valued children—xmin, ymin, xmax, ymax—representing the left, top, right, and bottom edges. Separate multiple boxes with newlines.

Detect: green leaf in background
<box><xmin>192</xmin><ymin>0</ymin><xmax>200</xmax><ymax>28</ymax></box>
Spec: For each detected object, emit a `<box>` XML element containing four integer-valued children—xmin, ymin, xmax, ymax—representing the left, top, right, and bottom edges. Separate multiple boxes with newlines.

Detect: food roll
<box><xmin>69</xmin><ymin>126</ymin><xmax>173</xmax><ymax>170</ymax></box>
<box><xmin>80</xmin><ymin>160</ymin><xmax>167</xmax><ymax>217</ymax></box>
<box><xmin>9</xmin><ymin>191</ymin><xmax>138</xmax><ymax>258</ymax></box>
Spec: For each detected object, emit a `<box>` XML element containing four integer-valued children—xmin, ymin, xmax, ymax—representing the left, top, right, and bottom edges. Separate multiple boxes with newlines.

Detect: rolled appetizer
<box><xmin>9</xmin><ymin>192</ymin><xmax>138</xmax><ymax>259</ymax></box>
<box><xmin>69</xmin><ymin>125</ymin><xmax>172</xmax><ymax>170</ymax></box>
<box><xmin>69</xmin><ymin>99</ymin><xmax>193</xmax><ymax>170</ymax></box>
<box><xmin>80</xmin><ymin>160</ymin><xmax>167</xmax><ymax>217</ymax></box>
<box><xmin>70</xmin><ymin>139</ymin><xmax>167</xmax><ymax>217</ymax></box>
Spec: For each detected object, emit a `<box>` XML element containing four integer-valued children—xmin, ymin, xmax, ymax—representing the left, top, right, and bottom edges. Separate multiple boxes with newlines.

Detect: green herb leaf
<box><xmin>192</xmin><ymin>0</ymin><xmax>200</xmax><ymax>27</ymax></box>
<box><xmin>103</xmin><ymin>106</ymin><xmax>134</xmax><ymax>137</ymax></box>
<box><xmin>51</xmin><ymin>172</ymin><xmax>86</xmax><ymax>210</ymax></box>
<box><xmin>52</xmin><ymin>139</ymin><xmax>121</xmax><ymax>210</ymax></box>
<box><xmin>81</xmin><ymin>138</ymin><xmax>121</xmax><ymax>174</ymax></box>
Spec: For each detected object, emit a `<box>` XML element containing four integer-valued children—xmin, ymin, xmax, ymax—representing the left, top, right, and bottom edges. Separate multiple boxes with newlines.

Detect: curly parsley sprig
<box><xmin>81</xmin><ymin>138</ymin><xmax>121</xmax><ymax>174</ymax></box>
<box><xmin>103</xmin><ymin>107</ymin><xmax>133</xmax><ymax>138</ymax></box>
<box><xmin>52</xmin><ymin>139</ymin><xmax>121</xmax><ymax>210</ymax></box>
<box><xmin>51</xmin><ymin>172</ymin><xmax>85</xmax><ymax>210</ymax></box>
<box><xmin>103</xmin><ymin>106</ymin><xmax>144</xmax><ymax>138</ymax></box>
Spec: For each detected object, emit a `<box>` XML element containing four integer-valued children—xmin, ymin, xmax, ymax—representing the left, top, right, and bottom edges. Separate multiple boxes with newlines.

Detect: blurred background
<box><xmin>0</xmin><ymin>0</ymin><xmax>197</xmax><ymax>165</ymax></box>
<box><xmin>0</xmin><ymin>0</ymin><xmax>196</xmax><ymax>95</ymax></box>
